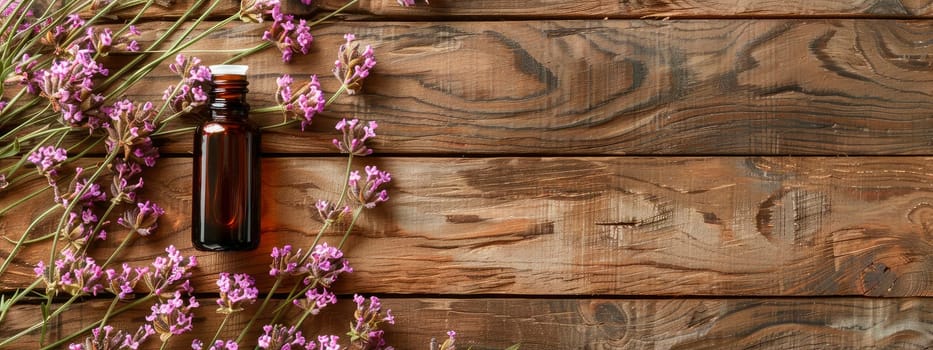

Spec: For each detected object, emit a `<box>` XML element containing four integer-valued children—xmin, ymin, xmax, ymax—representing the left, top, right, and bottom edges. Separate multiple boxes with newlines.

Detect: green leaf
<box><xmin>0</xmin><ymin>138</ymin><xmax>20</xmax><ymax>159</ymax></box>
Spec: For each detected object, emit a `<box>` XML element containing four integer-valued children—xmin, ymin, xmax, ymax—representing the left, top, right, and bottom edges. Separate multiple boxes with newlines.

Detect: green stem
<box><xmin>0</xmin><ymin>294</ymin><xmax>80</xmax><ymax>348</ymax></box>
<box><xmin>93</xmin><ymin>297</ymin><xmax>121</xmax><ymax>336</ymax></box>
<box><xmin>338</xmin><ymin>207</ymin><xmax>365</xmax><ymax>249</ymax></box>
<box><xmin>222</xmin><ymin>42</ymin><xmax>272</xmax><ymax>64</ymax></box>
<box><xmin>0</xmin><ymin>187</ymin><xmax>49</xmax><ymax>216</ymax></box>
<box><xmin>0</xmin><ymin>279</ymin><xmax>41</xmax><ymax>324</ymax></box>
<box><xmin>159</xmin><ymin>340</ymin><xmax>169</xmax><ymax>350</ymax></box>
<box><xmin>0</xmin><ymin>205</ymin><xmax>59</xmax><ymax>276</ymax></box>
<box><xmin>39</xmin><ymin>294</ymin><xmax>157</xmax><ymax>350</ymax></box>
<box><xmin>235</xmin><ymin>277</ymin><xmax>282</xmax><ymax>343</ymax></box>
<box><xmin>101</xmin><ymin>215</ymin><xmax>136</xmax><ymax>268</ymax></box>
<box><xmin>293</xmin><ymin>308</ymin><xmax>314</xmax><ymax>328</ymax></box>
<box><xmin>209</xmin><ymin>313</ymin><xmax>231</xmax><ymax>345</ymax></box>
<box><xmin>152</xmin><ymin>126</ymin><xmax>196</xmax><ymax>137</ymax></box>
<box><xmin>308</xmin><ymin>0</ymin><xmax>360</xmax><ymax>27</ymax></box>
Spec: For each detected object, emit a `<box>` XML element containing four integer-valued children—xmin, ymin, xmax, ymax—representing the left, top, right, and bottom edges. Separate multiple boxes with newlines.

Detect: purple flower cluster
<box><xmin>147</xmin><ymin>290</ymin><xmax>200</xmax><ymax>342</ymax></box>
<box><xmin>304</xmin><ymin>243</ymin><xmax>353</xmax><ymax>287</ymax></box>
<box><xmin>275</xmin><ymin>74</ymin><xmax>325</xmax><ymax>131</ymax></box>
<box><xmin>239</xmin><ymin>0</ymin><xmax>280</xmax><ymax>23</ymax></box>
<box><xmin>193</xmin><ymin>339</ymin><xmax>240</xmax><ymax>350</ymax></box>
<box><xmin>105</xmin><ymin>263</ymin><xmax>149</xmax><ymax>299</ymax></box>
<box><xmin>315</xmin><ymin>199</ymin><xmax>350</xmax><ymax>223</ymax></box>
<box><xmin>117</xmin><ymin>200</ymin><xmax>165</xmax><ymax>237</ymax></box>
<box><xmin>258</xmin><ymin>324</ymin><xmax>321</xmax><ymax>350</ymax></box>
<box><xmin>215</xmin><ymin>272</ymin><xmax>259</xmax><ymax>314</ymax></box>
<box><xmin>333</xmin><ymin>34</ymin><xmax>376</xmax><ymax>95</ymax></box>
<box><xmin>348</xmin><ymin>295</ymin><xmax>395</xmax><ymax>350</ymax></box>
<box><xmin>37</xmin><ymin>50</ymin><xmax>108</xmax><ymax>127</ymax></box>
<box><xmin>163</xmin><ymin>54</ymin><xmax>212</xmax><ymax>114</ymax></box>
<box><xmin>144</xmin><ymin>245</ymin><xmax>199</xmax><ymax>296</ymax></box>
<box><xmin>292</xmin><ymin>287</ymin><xmax>337</xmax><ymax>315</ymax></box>
<box><xmin>110</xmin><ymin>160</ymin><xmax>145</xmax><ymax>204</ymax></box>
<box><xmin>333</xmin><ymin>118</ymin><xmax>378</xmax><ymax>156</ymax></box>
<box><xmin>262</xmin><ymin>6</ymin><xmax>313</xmax><ymax>63</ymax></box>
<box><xmin>436</xmin><ymin>331</ymin><xmax>457</xmax><ymax>350</ymax></box>
<box><xmin>28</xmin><ymin>145</ymin><xmax>68</xmax><ymax>178</ymax></box>
<box><xmin>269</xmin><ymin>244</ymin><xmax>306</xmax><ymax>277</ymax></box>
<box><xmin>348</xmin><ymin>165</ymin><xmax>391</xmax><ymax>209</ymax></box>
<box><xmin>68</xmin><ymin>324</ymin><xmax>155</xmax><ymax>350</ymax></box>
<box><xmin>102</xmin><ymin>99</ymin><xmax>159</xmax><ymax>167</ymax></box>
<box><xmin>34</xmin><ymin>250</ymin><xmax>104</xmax><ymax>297</ymax></box>
<box><xmin>55</xmin><ymin>166</ymin><xmax>108</xmax><ymax>208</ymax></box>
<box><xmin>316</xmin><ymin>335</ymin><xmax>342</xmax><ymax>350</ymax></box>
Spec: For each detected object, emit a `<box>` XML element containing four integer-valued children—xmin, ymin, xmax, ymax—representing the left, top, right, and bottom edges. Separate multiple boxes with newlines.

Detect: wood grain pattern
<box><xmin>106</xmin><ymin>19</ymin><xmax>933</xmax><ymax>155</ymax></box>
<box><xmin>315</xmin><ymin>0</ymin><xmax>933</xmax><ymax>18</ymax></box>
<box><xmin>2</xmin><ymin>156</ymin><xmax>931</xmax><ymax>296</ymax></box>
<box><xmin>3</xmin><ymin>297</ymin><xmax>931</xmax><ymax>349</ymax></box>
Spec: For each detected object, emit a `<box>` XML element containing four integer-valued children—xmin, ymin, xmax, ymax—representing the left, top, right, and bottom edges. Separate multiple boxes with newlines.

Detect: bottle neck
<box><xmin>210</xmin><ymin>74</ymin><xmax>250</xmax><ymax>120</ymax></box>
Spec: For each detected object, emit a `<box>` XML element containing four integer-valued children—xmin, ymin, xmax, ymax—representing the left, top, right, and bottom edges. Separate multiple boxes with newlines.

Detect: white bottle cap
<box><xmin>209</xmin><ymin>65</ymin><xmax>249</xmax><ymax>76</ymax></box>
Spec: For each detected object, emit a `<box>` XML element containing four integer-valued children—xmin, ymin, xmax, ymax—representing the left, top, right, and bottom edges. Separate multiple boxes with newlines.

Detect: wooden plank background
<box><xmin>1</xmin><ymin>0</ymin><xmax>932</xmax><ymax>349</ymax></box>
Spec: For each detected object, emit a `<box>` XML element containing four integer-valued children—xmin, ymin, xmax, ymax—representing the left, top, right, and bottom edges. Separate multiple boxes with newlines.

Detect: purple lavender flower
<box><xmin>147</xmin><ymin>291</ymin><xmax>200</xmax><ymax>342</ymax></box>
<box><xmin>275</xmin><ymin>74</ymin><xmax>325</xmax><ymax>131</ymax></box>
<box><xmin>239</xmin><ymin>0</ymin><xmax>280</xmax><ymax>23</ymax></box>
<box><xmin>315</xmin><ymin>199</ymin><xmax>350</xmax><ymax>223</ymax></box>
<box><xmin>28</xmin><ymin>145</ymin><xmax>68</xmax><ymax>178</ymax></box>
<box><xmin>269</xmin><ymin>244</ymin><xmax>307</xmax><ymax>277</ymax></box>
<box><xmin>13</xmin><ymin>54</ymin><xmax>39</xmax><ymax>94</ymax></box>
<box><xmin>123</xmin><ymin>324</ymin><xmax>156</xmax><ymax>349</ymax></box>
<box><xmin>435</xmin><ymin>331</ymin><xmax>456</xmax><ymax>350</ymax></box>
<box><xmin>348</xmin><ymin>295</ymin><xmax>395</xmax><ymax>350</ymax></box>
<box><xmin>262</xmin><ymin>5</ymin><xmax>313</xmax><ymax>63</ymax></box>
<box><xmin>332</xmin><ymin>118</ymin><xmax>377</xmax><ymax>156</ymax></box>
<box><xmin>117</xmin><ymin>200</ymin><xmax>165</xmax><ymax>236</ymax></box>
<box><xmin>144</xmin><ymin>245</ymin><xmax>198</xmax><ymax>296</ymax></box>
<box><xmin>55</xmin><ymin>167</ymin><xmax>109</xmax><ymax>208</ymax></box>
<box><xmin>257</xmin><ymin>324</ymin><xmax>312</xmax><ymax>350</ymax></box>
<box><xmin>37</xmin><ymin>51</ymin><xmax>108</xmax><ymax>127</ymax></box>
<box><xmin>397</xmin><ymin>0</ymin><xmax>428</xmax><ymax>6</ymax></box>
<box><xmin>163</xmin><ymin>54</ymin><xmax>211</xmax><ymax>114</ymax></box>
<box><xmin>317</xmin><ymin>335</ymin><xmax>341</xmax><ymax>350</ymax></box>
<box><xmin>110</xmin><ymin>159</ymin><xmax>145</xmax><ymax>203</ymax></box>
<box><xmin>70</xmin><ymin>323</ymin><xmax>153</xmax><ymax>350</ymax></box>
<box><xmin>333</xmin><ymin>33</ymin><xmax>376</xmax><ymax>95</ymax></box>
<box><xmin>34</xmin><ymin>250</ymin><xmax>105</xmax><ymax>297</ymax></box>
<box><xmin>103</xmin><ymin>99</ymin><xmax>159</xmax><ymax>167</ymax></box>
<box><xmin>348</xmin><ymin>165</ymin><xmax>391</xmax><ymax>209</ymax></box>
<box><xmin>215</xmin><ymin>272</ymin><xmax>259</xmax><ymax>314</ymax></box>
<box><xmin>105</xmin><ymin>263</ymin><xmax>148</xmax><ymax>299</ymax></box>
<box><xmin>193</xmin><ymin>339</ymin><xmax>239</xmax><ymax>350</ymax></box>
<box><xmin>292</xmin><ymin>287</ymin><xmax>337</xmax><ymax>315</ymax></box>
<box><xmin>304</xmin><ymin>243</ymin><xmax>352</xmax><ymax>287</ymax></box>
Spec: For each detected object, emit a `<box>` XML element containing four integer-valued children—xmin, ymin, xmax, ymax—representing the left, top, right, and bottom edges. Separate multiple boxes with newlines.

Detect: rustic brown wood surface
<box><xmin>3</xmin><ymin>157</ymin><xmax>931</xmax><ymax>297</ymax></box>
<box><xmin>108</xmin><ymin>19</ymin><xmax>933</xmax><ymax>155</ymax></box>
<box><xmin>315</xmin><ymin>0</ymin><xmax>933</xmax><ymax>18</ymax></box>
<box><xmin>4</xmin><ymin>298</ymin><xmax>932</xmax><ymax>348</ymax></box>
<box><xmin>1</xmin><ymin>0</ymin><xmax>932</xmax><ymax>349</ymax></box>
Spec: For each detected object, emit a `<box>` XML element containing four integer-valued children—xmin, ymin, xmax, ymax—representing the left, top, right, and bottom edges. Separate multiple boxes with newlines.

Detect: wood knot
<box><xmin>907</xmin><ymin>202</ymin><xmax>933</xmax><ymax>236</ymax></box>
<box><xmin>859</xmin><ymin>262</ymin><xmax>897</xmax><ymax>297</ymax></box>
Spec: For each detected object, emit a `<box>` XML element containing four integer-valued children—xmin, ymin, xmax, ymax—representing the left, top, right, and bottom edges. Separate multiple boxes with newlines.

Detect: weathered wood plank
<box><xmin>2</xmin><ymin>156</ymin><xmax>931</xmax><ymax>296</ymax></box>
<box><xmin>3</xmin><ymin>297</ymin><xmax>931</xmax><ymax>349</ymax></box>
<box><xmin>316</xmin><ymin>0</ymin><xmax>933</xmax><ymax>18</ymax></box>
<box><xmin>109</xmin><ymin>19</ymin><xmax>933</xmax><ymax>155</ymax></box>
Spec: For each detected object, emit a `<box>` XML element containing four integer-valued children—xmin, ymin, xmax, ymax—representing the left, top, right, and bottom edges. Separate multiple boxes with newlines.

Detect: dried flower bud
<box><xmin>333</xmin><ymin>33</ymin><xmax>376</xmax><ymax>95</ymax></box>
<box><xmin>215</xmin><ymin>272</ymin><xmax>258</xmax><ymax>314</ymax></box>
<box><xmin>275</xmin><ymin>74</ymin><xmax>325</xmax><ymax>131</ymax></box>
<box><xmin>333</xmin><ymin>118</ymin><xmax>378</xmax><ymax>156</ymax></box>
<box><xmin>146</xmin><ymin>291</ymin><xmax>200</xmax><ymax>342</ymax></box>
<box><xmin>257</xmin><ymin>324</ymin><xmax>309</xmax><ymax>350</ymax></box>
<box><xmin>117</xmin><ymin>200</ymin><xmax>165</xmax><ymax>236</ymax></box>
<box><xmin>240</xmin><ymin>0</ymin><xmax>279</xmax><ymax>23</ymax></box>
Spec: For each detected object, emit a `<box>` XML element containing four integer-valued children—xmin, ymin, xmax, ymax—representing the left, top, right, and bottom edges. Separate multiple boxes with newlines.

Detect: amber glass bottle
<box><xmin>192</xmin><ymin>65</ymin><xmax>261</xmax><ymax>251</ymax></box>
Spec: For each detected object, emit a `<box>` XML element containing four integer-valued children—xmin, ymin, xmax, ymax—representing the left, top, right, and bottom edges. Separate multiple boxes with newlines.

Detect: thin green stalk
<box><xmin>159</xmin><ymin>340</ymin><xmax>169</xmax><ymax>350</ymax></box>
<box><xmin>102</xmin><ymin>230</ymin><xmax>136</xmax><ymax>269</ymax></box>
<box><xmin>308</xmin><ymin>0</ymin><xmax>360</xmax><ymax>27</ymax></box>
<box><xmin>0</xmin><ymin>279</ymin><xmax>41</xmax><ymax>324</ymax></box>
<box><xmin>92</xmin><ymin>297</ymin><xmax>121</xmax><ymax>337</ymax></box>
<box><xmin>0</xmin><ymin>205</ymin><xmax>58</xmax><ymax>276</ymax></box>
<box><xmin>0</xmin><ymin>294</ymin><xmax>80</xmax><ymax>348</ymax></box>
<box><xmin>338</xmin><ymin>206</ymin><xmax>365</xmax><ymax>249</ymax></box>
<box><xmin>0</xmin><ymin>187</ymin><xmax>49</xmax><ymax>216</ymax></box>
<box><xmin>99</xmin><ymin>0</ymin><xmax>208</xmax><ymax>92</ymax></box>
<box><xmin>39</xmin><ymin>294</ymin><xmax>156</xmax><ymax>350</ymax></box>
<box><xmin>108</xmin><ymin>0</ymin><xmax>233</xmax><ymax>99</ymax></box>
<box><xmin>222</xmin><ymin>42</ymin><xmax>271</xmax><ymax>64</ymax></box>
<box><xmin>234</xmin><ymin>277</ymin><xmax>282</xmax><ymax>343</ymax></box>
<box><xmin>152</xmin><ymin>126</ymin><xmax>196</xmax><ymax>137</ymax></box>
<box><xmin>293</xmin><ymin>308</ymin><xmax>314</xmax><ymax>329</ymax></box>
<box><xmin>209</xmin><ymin>313</ymin><xmax>232</xmax><ymax>346</ymax></box>
<box><xmin>0</xmin><ymin>107</ymin><xmax>54</xmax><ymax>142</ymax></box>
